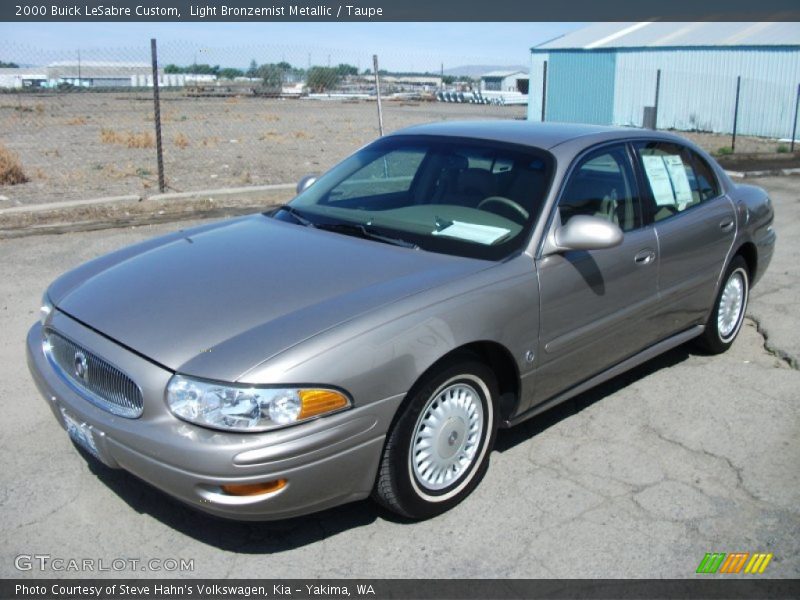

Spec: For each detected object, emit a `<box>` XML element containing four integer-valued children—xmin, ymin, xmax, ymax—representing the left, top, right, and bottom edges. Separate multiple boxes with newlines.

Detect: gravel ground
<box><xmin>0</xmin><ymin>177</ymin><xmax>797</xmax><ymax>579</ymax></box>
<box><xmin>0</xmin><ymin>92</ymin><xmax>788</xmax><ymax>208</ymax></box>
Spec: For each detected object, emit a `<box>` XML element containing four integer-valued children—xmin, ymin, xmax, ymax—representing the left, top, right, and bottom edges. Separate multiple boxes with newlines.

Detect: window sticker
<box><xmin>642</xmin><ymin>155</ymin><xmax>676</xmax><ymax>206</ymax></box>
<box><xmin>662</xmin><ymin>155</ymin><xmax>693</xmax><ymax>209</ymax></box>
<box><xmin>432</xmin><ymin>221</ymin><xmax>511</xmax><ymax>245</ymax></box>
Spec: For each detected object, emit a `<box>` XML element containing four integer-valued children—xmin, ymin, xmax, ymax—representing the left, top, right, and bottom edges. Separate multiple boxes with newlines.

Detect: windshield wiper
<box><xmin>316</xmin><ymin>222</ymin><xmax>418</xmax><ymax>249</ymax></box>
<box><xmin>274</xmin><ymin>204</ymin><xmax>316</xmax><ymax>228</ymax></box>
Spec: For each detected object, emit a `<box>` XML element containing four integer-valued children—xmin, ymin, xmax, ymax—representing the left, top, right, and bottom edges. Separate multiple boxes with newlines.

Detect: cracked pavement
<box><xmin>1</xmin><ymin>177</ymin><xmax>798</xmax><ymax>578</ymax></box>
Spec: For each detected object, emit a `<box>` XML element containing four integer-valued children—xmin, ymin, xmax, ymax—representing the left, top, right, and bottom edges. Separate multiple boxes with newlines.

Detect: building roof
<box><xmin>533</xmin><ymin>22</ymin><xmax>800</xmax><ymax>51</ymax></box>
<box><xmin>481</xmin><ymin>70</ymin><xmax>527</xmax><ymax>79</ymax></box>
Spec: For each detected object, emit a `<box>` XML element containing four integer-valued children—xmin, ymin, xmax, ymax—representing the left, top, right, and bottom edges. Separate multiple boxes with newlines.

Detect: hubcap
<box><xmin>718</xmin><ymin>270</ymin><xmax>745</xmax><ymax>340</ymax></box>
<box><xmin>411</xmin><ymin>383</ymin><xmax>484</xmax><ymax>491</ymax></box>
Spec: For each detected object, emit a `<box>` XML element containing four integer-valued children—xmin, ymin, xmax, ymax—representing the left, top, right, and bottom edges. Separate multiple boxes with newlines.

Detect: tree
<box><xmin>218</xmin><ymin>67</ymin><xmax>244</xmax><ymax>80</ymax></box>
<box><xmin>256</xmin><ymin>63</ymin><xmax>284</xmax><ymax>89</ymax></box>
<box><xmin>335</xmin><ymin>63</ymin><xmax>358</xmax><ymax>77</ymax></box>
<box><xmin>306</xmin><ymin>66</ymin><xmax>341</xmax><ymax>92</ymax></box>
<box><xmin>0</xmin><ymin>60</ymin><xmax>19</xmax><ymax>68</ymax></box>
<box><xmin>246</xmin><ymin>59</ymin><xmax>258</xmax><ymax>78</ymax></box>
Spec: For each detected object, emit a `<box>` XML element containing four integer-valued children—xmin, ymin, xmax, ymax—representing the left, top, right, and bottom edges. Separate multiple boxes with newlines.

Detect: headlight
<box><xmin>40</xmin><ymin>293</ymin><xmax>54</xmax><ymax>325</ymax></box>
<box><xmin>166</xmin><ymin>375</ymin><xmax>351</xmax><ymax>432</ymax></box>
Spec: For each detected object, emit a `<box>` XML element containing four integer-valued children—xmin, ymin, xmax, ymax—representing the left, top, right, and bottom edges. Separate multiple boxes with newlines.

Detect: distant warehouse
<box><xmin>527</xmin><ymin>22</ymin><xmax>800</xmax><ymax>138</ymax></box>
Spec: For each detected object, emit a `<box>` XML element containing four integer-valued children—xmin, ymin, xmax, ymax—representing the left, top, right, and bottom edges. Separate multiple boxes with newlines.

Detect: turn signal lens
<box><xmin>298</xmin><ymin>389</ymin><xmax>350</xmax><ymax>419</ymax></box>
<box><xmin>221</xmin><ymin>479</ymin><xmax>287</xmax><ymax>496</ymax></box>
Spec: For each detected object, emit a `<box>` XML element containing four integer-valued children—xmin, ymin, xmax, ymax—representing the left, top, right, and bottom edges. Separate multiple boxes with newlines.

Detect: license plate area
<box><xmin>61</xmin><ymin>408</ymin><xmax>100</xmax><ymax>458</ymax></box>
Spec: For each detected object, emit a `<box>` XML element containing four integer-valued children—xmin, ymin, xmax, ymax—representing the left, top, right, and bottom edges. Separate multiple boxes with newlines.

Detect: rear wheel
<box><xmin>372</xmin><ymin>358</ymin><xmax>499</xmax><ymax>519</ymax></box>
<box><xmin>696</xmin><ymin>256</ymin><xmax>749</xmax><ymax>354</ymax></box>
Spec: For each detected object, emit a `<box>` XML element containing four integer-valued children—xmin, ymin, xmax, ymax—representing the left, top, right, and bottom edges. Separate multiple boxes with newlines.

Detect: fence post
<box><xmin>150</xmin><ymin>38</ymin><xmax>166</xmax><ymax>192</ymax></box>
<box><xmin>653</xmin><ymin>69</ymin><xmax>661</xmax><ymax>130</ymax></box>
<box><xmin>541</xmin><ymin>60</ymin><xmax>547</xmax><ymax>122</ymax></box>
<box><xmin>731</xmin><ymin>75</ymin><xmax>741</xmax><ymax>152</ymax></box>
<box><xmin>373</xmin><ymin>54</ymin><xmax>384</xmax><ymax>136</ymax></box>
<box><xmin>791</xmin><ymin>83</ymin><xmax>799</xmax><ymax>153</ymax></box>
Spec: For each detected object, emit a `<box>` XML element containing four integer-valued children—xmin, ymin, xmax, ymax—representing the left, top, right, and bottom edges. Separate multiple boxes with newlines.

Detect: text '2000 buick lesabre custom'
<box><xmin>27</xmin><ymin>121</ymin><xmax>775</xmax><ymax>520</ymax></box>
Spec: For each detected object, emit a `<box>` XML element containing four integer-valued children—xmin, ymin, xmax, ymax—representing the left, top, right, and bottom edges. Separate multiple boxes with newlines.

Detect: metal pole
<box><xmin>791</xmin><ymin>83</ymin><xmax>800</xmax><ymax>153</ymax></box>
<box><xmin>653</xmin><ymin>69</ymin><xmax>661</xmax><ymax>130</ymax></box>
<box><xmin>373</xmin><ymin>54</ymin><xmax>384</xmax><ymax>136</ymax></box>
<box><xmin>150</xmin><ymin>38</ymin><xmax>166</xmax><ymax>192</ymax></box>
<box><xmin>732</xmin><ymin>75</ymin><xmax>741</xmax><ymax>152</ymax></box>
<box><xmin>541</xmin><ymin>60</ymin><xmax>547</xmax><ymax>122</ymax></box>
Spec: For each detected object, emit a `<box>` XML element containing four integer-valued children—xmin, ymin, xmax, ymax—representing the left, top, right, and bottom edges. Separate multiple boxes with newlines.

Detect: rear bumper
<box><xmin>27</xmin><ymin>317</ymin><xmax>401</xmax><ymax>520</ymax></box>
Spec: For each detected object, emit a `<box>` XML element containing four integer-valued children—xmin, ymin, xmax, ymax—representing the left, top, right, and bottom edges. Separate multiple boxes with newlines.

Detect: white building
<box><xmin>480</xmin><ymin>70</ymin><xmax>529</xmax><ymax>93</ymax></box>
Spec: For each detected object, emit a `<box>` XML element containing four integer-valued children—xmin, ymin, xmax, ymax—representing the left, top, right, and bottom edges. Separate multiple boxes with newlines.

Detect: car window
<box><xmin>559</xmin><ymin>145</ymin><xmax>642</xmax><ymax>232</ymax></box>
<box><xmin>287</xmin><ymin>135</ymin><xmax>555</xmax><ymax>261</ymax></box>
<box><xmin>634</xmin><ymin>142</ymin><xmax>720</xmax><ymax>223</ymax></box>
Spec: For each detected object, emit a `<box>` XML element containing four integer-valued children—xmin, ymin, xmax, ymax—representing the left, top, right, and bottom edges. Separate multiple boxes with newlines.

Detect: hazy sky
<box><xmin>0</xmin><ymin>22</ymin><xmax>582</xmax><ymax>71</ymax></box>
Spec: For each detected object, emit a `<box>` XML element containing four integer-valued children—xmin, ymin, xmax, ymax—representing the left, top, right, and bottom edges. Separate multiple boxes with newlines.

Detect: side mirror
<box><xmin>544</xmin><ymin>215</ymin><xmax>623</xmax><ymax>254</ymax></box>
<box><xmin>296</xmin><ymin>174</ymin><xmax>317</xmax><ymax>194</ymax></box>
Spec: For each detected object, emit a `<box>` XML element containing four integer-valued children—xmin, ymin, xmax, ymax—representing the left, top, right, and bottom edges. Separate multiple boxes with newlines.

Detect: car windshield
<box><xmin>278</xmin><ymin>134</ymin><xmax>555</xmax><ymax>260</ymax></box>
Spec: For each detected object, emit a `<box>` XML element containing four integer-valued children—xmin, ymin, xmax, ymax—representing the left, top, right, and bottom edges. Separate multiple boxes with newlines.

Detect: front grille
<box><xmin>44</xmin><ymin>329</ymin><xmax>143</xmax><ymax>418</ymax></box>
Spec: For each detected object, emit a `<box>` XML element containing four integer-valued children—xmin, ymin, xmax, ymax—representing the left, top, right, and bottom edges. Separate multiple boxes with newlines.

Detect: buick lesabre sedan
<box><xmin>27</xmin><ymin>122</ymin><xmax>775</xmax><ymax>520</ymax></box>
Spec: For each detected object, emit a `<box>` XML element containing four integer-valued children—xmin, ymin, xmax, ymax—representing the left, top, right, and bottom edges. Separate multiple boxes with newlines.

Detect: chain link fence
<box><xmin>2</xmin><ymin>39</ymin><xmax>798</xmax><ymax>208</ymax></box>
<box><xmin>0</xmin><ymin>39</ymin><xmax>529</xmax><ymax>206</ymax></box>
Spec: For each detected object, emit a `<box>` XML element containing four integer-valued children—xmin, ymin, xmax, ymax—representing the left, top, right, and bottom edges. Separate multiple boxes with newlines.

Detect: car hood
<box><xmin>57</xmin><ymin>215</ymin><xmax>490</xmax><ymax>381</ymax></box>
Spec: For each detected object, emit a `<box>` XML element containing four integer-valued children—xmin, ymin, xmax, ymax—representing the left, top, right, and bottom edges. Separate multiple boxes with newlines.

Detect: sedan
<box><xmin>27</xmin><ymin>121</ymin><xmax>775</xmax><ymax>520</ymax></box>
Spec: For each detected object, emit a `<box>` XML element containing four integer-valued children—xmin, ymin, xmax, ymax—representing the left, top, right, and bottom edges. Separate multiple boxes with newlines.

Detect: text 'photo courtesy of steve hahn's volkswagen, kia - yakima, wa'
<box><xmin>27</xmin><ymin>121</ymin><xmax>775</xmax><ymax>521</ymax></box>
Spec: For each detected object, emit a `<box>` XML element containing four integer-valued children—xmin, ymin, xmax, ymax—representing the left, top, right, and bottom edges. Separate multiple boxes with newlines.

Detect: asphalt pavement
<box><xmin>0</xmin><ymin>177</ymin><xmax>798</xmax><ymax>579</ymax></box>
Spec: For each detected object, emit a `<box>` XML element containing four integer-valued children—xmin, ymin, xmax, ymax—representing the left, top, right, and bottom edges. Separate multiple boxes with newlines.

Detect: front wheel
<box><xmin>372</xmin><ymin>358</ymin><xmax>499</xmax><ymax>519</ymax></box>
<box><xmin>696</xmin><ymin>256</ymin><xmax>749</xmax><ymax>354</ymax></box>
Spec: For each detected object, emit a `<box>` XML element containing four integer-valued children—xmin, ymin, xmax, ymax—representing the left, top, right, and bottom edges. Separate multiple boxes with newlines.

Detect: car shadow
<box><xmin>80</xmin><ymin>449</ymin><xmax>382</xmax><ymax>553</ymax></box>
<box><xmin>494</xmin><ymin>344</ymin><xmax>692</xmax><ymax>453</ymax></box>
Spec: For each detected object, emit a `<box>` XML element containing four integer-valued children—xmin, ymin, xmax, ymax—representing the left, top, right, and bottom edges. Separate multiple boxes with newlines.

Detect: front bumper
<box><xmin>26</xmin><ymin>314</ymin><xmax>402</xmax><ymax>520</ymax></box>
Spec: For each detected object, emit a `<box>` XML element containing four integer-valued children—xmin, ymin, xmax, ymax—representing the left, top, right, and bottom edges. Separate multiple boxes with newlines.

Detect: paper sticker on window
<box><xmin>662</xmin><ymin>155</ymin><xmax>693</xmax><ymax>209</ymax></box>
<box><xmin>642</xmin><ymin>156</ymin><xmax>676</xmax><ymax>206</ymax></box>
<box><xmin>432</xmin><ymin>221</ymin><xmax>511</xmax><ymax>245</ymax></box>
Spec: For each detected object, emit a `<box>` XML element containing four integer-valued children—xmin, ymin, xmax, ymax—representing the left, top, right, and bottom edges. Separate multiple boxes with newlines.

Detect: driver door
<box><xmin>532</xmin><ymin>143</ymin><xmax>660</xmax><ymax>404</ymax></box>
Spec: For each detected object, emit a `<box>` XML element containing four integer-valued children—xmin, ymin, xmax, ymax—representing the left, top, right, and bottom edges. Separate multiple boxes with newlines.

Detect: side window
<box><xmin>559</xmin><ymin>146</ymin><xmax>642</xmax><ymax>232</ymax></box>
<box><xmin>635</xmin><ymin>142</ymin><xmax>719</xmax><ymax>222</ymax></box>
<box><xmin>689</xmin><ymin>150</ymin><xmax>721</xmax><ymax>202</ymax></box>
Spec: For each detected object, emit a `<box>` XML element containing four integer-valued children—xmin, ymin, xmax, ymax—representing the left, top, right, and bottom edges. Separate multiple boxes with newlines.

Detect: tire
<box><xmin>695</xmin><ymin>256</ymin><xmax>749</xmax><ymax>354</ymax></box>
<box><xmin>372</xmin><ymin>357</ymin><xmax>499</xmax><ymax>520</ymax></box>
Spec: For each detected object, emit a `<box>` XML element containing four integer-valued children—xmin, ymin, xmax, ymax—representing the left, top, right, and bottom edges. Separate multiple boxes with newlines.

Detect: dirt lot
<box><xmin>0</xmin><ymin>91</ymin><xmax>790</xmax><ymax>208</ymax></box>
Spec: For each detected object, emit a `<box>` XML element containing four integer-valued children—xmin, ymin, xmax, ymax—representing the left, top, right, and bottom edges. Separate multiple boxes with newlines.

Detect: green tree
<box><xmin>306</xmin><ymin>66</ymin><xmax>341</xmax><ymax>92</ymax></box>
<box><xmin>218</xmin><ymin>67</ymin><xmax>244</xmax><ymax>80</ymax></box>
<box><xmin>335</xmin><ymin>63</ymin><xmax>358</xmax><ymax>77</ymax></box>
<box><xmin>163</xmin><ymin>64</ymin><xmax>183</xmax><ymax>74</ymax></box>
<box><xmin>256</xmin><ymin>63</ymin><xmax>284</xmax><ymax>89</ymax></box>
<box><xmin>246</xmin><ymin>59</ymin><xmax>258</xmax><ymax>77</ymax></box>
<box><xmin>0</xmin><ymin>60</ymin><xmax>19</xmax><ymax>68</ymax></box>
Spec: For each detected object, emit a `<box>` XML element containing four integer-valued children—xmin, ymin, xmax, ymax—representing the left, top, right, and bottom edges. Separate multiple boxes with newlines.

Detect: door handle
<box><xmin>634</xmin><ymin>249</ymin><xmax>656</xmax><ymax>265</ymax></box>
<box><xmin>720</xmin><ymin>219</ymin><xmax>735</xmax><ymax>232</ymax></box>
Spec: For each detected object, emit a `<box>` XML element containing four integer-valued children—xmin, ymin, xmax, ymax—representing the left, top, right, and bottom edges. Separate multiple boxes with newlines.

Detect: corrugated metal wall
<box><xmin>529</xmin><ymin>47</ymin><xmax>800</xmax><ymax>138</ymax></box>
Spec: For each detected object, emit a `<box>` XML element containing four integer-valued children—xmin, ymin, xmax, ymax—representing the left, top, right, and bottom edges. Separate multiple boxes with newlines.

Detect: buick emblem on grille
<box><xmin>73</xmin><ymin>351</ymin><xmax>89</xmax><ymax>381</ymax></box>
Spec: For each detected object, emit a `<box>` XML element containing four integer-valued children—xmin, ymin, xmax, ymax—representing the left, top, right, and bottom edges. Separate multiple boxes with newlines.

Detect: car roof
<box><xmin>390</xmin><ymin>120</ymin><xmax>688</xmax><ymax>151</ymax></box>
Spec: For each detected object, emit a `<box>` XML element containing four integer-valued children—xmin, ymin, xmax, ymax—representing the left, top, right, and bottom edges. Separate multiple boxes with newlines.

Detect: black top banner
<box><xmin>2</xmin><ymin>0</ymin><xmax>800</xmax><ymax>22</ymax></box>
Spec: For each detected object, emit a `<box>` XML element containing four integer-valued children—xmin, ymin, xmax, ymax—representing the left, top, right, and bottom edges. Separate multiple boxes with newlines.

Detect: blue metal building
<box><xmin>528</xmin><ymin>22</ymin><xmax>800</xmax><ymax>138</ymax></box>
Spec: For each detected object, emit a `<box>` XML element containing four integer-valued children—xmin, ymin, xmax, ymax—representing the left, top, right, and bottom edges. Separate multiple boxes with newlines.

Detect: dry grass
<box><xmin>66</xmin><ymin>117</ymin><xmax>88</xmax><ymax>126</ymax></box>
<box><xmin>100</xmin><ymin>128</ymin><xmax>155</xmax><ymax>149</ymax></box>
<box><xmin>293</xmin><ymin>131</ymin><xmax>310</xmax><ymax>139</ymax></box>
<box><xmin>0</xmin><ymin>143</ymin><xmax>29</xmax><ymax>185</ymax></box>
<box><xmin>263</xmin><ymin>114</ymin><xmax>281</xmax><ymax>122</ymax></box>
<box><xmin>173</xmin><ymin>133</ymin><xmax>190</xmax><ymax>149</ymax></box>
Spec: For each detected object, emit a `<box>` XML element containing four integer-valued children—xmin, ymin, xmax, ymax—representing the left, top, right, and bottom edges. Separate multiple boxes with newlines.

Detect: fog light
<box><xmin>220</xmin><ymin>479</ymin><xmax>287</xmax><ymax>496</ymax></box>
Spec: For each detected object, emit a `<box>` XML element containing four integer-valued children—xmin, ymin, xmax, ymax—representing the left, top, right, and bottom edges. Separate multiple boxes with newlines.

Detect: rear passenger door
<box><xmin>534</xmin><ymin>144</ymin><xmax>660</xmax><ymax>404</ymax></box>
<box><xmin>632</xmin><ymin>141</ymin><xmax>735</xmax><ymax>339</ymax></box>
